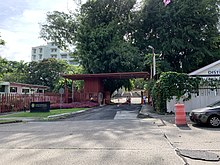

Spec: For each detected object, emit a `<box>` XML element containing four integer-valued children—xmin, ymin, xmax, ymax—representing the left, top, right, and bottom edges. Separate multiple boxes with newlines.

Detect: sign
<box><xmin>59</xmin><ymin>88</ymin><xmax>64</xmax><ymax>109</ymax></box>
<box><xmin>59</xmin><ymin>88</ymin><xmax>64</xmax><ymax>94</ymax></box>
<box><xmin>208</xmin><ymin>70</ymin><xmax>220</xmax><ymax>75</ymax></box>
<box><xmin>30</xmin><ymin>102</ymin><xmax>50</xmax><ymax>112</ymax></box>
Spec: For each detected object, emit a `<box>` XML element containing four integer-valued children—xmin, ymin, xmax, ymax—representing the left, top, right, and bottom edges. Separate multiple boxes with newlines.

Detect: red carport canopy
<box><xmin>62</xmin><ymin>72</ymin><xmax>149</xmax><ymax>80</ymax></box>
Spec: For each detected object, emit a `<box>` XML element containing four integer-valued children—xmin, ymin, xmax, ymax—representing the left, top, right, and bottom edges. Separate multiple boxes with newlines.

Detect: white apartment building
<box><xmin>31</xmin><ymin>42</ymin><xmax>78</xmax><ymax>65</ymax></box>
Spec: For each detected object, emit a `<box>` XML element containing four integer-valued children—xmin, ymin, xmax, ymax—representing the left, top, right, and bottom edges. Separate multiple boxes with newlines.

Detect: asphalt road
<box><xmin>112</xmin><ymin>91</ymin><xmax>142</xmax><ymax>98</ymax></box>
<box><xmin>0</xmin><ymin>116</ymin><xmax>183</xmax><ymax>165</ymax></box>
<box><xmin>63</xmin><ymin>104</ymin><xmax>141</xmax><ymax>121</ymax></box>
<box><xmin>0</xmin><ymin>103</ymin><xmax>220</xmax><ymax>165</ymax></box>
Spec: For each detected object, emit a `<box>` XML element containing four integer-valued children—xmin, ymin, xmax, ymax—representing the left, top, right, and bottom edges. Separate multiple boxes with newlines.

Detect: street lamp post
<box><xmin>147</xmin><ymin>45</ymin><xmax>156</xmax><ymax>105</ymax></box>
<box><xmin>148</xmin><ymin>45</ymin><xmax>156</xmax><ymax>77</ymax></box>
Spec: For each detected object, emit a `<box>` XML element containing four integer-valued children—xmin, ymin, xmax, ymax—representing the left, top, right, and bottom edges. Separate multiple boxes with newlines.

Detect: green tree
<box><xmin>40</xmin><ymin>11</ymin><xmax>77</xmax><ymax>50</ymax></box>
<box><xmin>137</xmin><ymin>0</ymin><xmax>220</xmax><ymax>73</ymax></box>
<box><xmin>1</xmin><ymin>61</ymin><xmax>29</xmax><ymax>83</ymax></box>
<box><xmin>25</xmin><ymin>58</ymin><xmax>68</xmax><ymax>91</ymax></box>
<box><xmin>53</xmin><ymin>65</ymin><xmax>85</xmax><ymax>92</ymax></box>
<box><xmin>152</xmin><ymin>72</ymin><xmax>201</xmax><ymax>113</ymax></box>
<box><xmin>0</xmin><ymin>57</ymin><xmax>28</xmax><ymax>83</ymax></box>
<box><xmin>0</xmin><ymin>57</ymin><xmax>8</xmax><ymax>80</ymax></box>
<box><xmin>0</xmin><ymin>33</ymin><xmax>5</xmax><ymax>45</ymax></box>
<box><xmin>40</xmin><ymin>0</ymin><xmax>144</xmax><ymax>94</ymax></box>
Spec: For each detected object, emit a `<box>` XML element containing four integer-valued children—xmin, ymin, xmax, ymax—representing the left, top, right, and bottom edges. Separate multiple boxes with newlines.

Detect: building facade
<box><xmin>0</xmin><ymin>82</ymin><xmax>48</xmax><ymax>95</ymax></box>
<box><xmin>31</xmin><ymin>42</ymin><xmax>78</xmax><ymax>65</ymax></box>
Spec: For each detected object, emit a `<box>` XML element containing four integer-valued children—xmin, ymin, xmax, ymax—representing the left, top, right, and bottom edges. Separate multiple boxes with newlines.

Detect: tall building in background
<box><xmin>31</xmin><ymin>42</ymin><xmax>78</xmax><ymax>65</ymax></box>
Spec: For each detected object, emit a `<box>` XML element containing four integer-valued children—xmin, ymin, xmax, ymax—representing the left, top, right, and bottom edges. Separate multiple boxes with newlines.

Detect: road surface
<box><xmin>0</xmin><ymin>103</ymin><xmax>219</xmax><ymax>165</ymax></box>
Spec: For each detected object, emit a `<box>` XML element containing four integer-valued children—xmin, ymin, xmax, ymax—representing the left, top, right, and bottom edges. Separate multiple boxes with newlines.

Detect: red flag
<box><xmin>163</xmin><ymin>0</ymin><xmax>171</xmax><ymax>6</ymax></box>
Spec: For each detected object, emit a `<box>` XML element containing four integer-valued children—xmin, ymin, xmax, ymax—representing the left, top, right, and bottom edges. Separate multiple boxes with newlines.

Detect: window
<box><xmin>39</xmin><ymin>48</ymin><xmax>43</xmax><ymax>53</ymax></box>
<box><xmin>51</xmin><ymin>48</ymin><xmax>57</xmax><ymax>52</ymax></box>
<box><xmin>61</xmin><ymin>54</ymin><xmax>67</xmax><ymax>58</ymax></box>
<box><xmin>69</xmin><ymin>60</ymin><xmax>79</xmax><ymax>65</ymax></box>
<box><xmin>10</xmin><ymin>87</ymin><xmax>17</xmax><ymax>93</ymax></box>
<box><xmin>51</xmin><ymin>54</ymin><xmax>57</xmax><ymax>58</ymax></box>
<box><xmin>0</xmin><ymin>85</ymin><xmax>5</xmax><ymax>92</ymax></box>
<box><xmin>39</xmin><ymin>54</ymin><xmax>42</xmax><ymax>59</ymax></box>
<box><xmin>32</xmin><ymin>55</ymin><xmax>36</xmax><ymax>60</ymax></box>
<box><xmin>33</xmin><ymin>49</ymin><xmax>36</xmax><ymax>53</ymax></box>
<box><xmin>37</xmin><ymin>89</ymin><xmax>43</xmax><ymax>93</ymax></box>
<box><xmin>22</xmin><ymin>88</ymin><xmax>29</xmax><ymax>94</ymax></box>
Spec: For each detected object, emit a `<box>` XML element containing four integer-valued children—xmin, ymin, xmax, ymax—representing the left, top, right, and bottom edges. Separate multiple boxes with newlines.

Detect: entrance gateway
<box><xmin>62</xmin><ymin>72</ymin><xmax>149</xmax><ymax>104</ymax></box>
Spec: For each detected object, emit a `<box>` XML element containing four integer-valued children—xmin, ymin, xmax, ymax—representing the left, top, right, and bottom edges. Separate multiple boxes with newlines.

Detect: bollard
<box><xmin>175</xmin><ymin>104</ymin><xmax>187</xmax><ymax>126</ymax></box>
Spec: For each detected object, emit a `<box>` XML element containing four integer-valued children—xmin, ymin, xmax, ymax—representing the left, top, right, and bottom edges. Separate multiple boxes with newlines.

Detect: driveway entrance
<box><xmin>63</xmin><ymin>104</ymin><xmax>141</xmax><ymax>121</ymax></box>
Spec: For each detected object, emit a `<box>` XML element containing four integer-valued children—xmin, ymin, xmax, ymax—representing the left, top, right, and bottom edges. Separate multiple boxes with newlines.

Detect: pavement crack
<box><xmin>175</xmin><ymin>149</ymin><xmax>190</xmax><ymax>165</ymax></box>
<box><xmin>163</xmin><ymin>133</ymin><xmax>175</xmax><ymax>148</ymax></box>
<box><xmin>160</xmin><ymin>119</ymin><xmax>166</xmax><ymax>126</ymax></box>
<box><xmin>163</xmin><ymin>132</ymin><xmax>189</xmax><ymax>165</ymax></box>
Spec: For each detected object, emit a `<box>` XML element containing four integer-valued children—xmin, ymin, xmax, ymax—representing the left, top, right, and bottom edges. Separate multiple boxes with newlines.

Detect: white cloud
<box><xmin>0</xmin><ymin>0</ymin><xmax>79</xmax><ymax>62</ymax></box>
<box><xmin>0</xmin><ymin>9</ymin><xmax>46</xmax><ymax>62</ymax></box>
<box><xmin>0</xmin><ymin>28</ymin><xmax>44</xmax><ymax>62</ymax></box>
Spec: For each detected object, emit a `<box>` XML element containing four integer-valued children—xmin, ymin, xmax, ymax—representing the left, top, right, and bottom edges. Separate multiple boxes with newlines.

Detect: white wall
<box><xmin>31</xmin><ymin>42</ymin><xmax>77</xmax><ymax>64</ymax></box>
<box><xmin>167</xmin><ymin>88</ymin><xmax>220</xmax><ymax>112</ymax></box>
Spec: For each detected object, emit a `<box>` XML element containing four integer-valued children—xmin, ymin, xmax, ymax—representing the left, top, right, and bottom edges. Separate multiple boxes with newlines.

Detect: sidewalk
<box><xmin>139</xmin><ymin>104</ymin><xmax>191</xmax><ymax>125</ymax></box>
<box><xmin>139</xmin><ymin>105</ymin><xmax>220</xmax><ymax>164</ymax></box>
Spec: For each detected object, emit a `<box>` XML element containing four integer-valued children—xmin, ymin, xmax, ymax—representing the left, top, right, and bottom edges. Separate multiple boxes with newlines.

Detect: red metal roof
<box><xmin>62</xmin><ymin>72</ymin><xmax>149</xmax><ymax>80</ymax></box>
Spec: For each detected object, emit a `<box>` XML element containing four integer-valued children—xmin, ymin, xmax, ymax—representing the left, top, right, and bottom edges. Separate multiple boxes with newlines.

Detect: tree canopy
<box><xmin>40</xmin><ymin>0</ymin><xmax>143</xmax><ymax>93</ymax></box>
<box><xmin>0</xmin><ymin>57</ymin><xmax>9</xmax><ymax>80</ymax></box>
<box><xmin>25</xmin><ymin>58</ymin><xmax>68</xmax><ymax>91</ymax></box>
<box><xmin>40</xmin><ymin>0</ymin><xmax>220</xmax><ymax>93</ymax></box>
<box><xmin>0</xmin><ymin>33</ymin><xmax>5</xmax><ymax>45</ymax></box>
<box><xmin>138</xmin><ymin>0</ymin><xmax>220</xmax><ymax>73</ymax></box>
<box><xmin>0</xmin><ymin>60</ymin><xmax>28</xmax><ymax>83</ymax></box>
<box><xmin>0</xmin><ymin>58</ymin><xmax>79</xmax><ymax>92</ymax></box>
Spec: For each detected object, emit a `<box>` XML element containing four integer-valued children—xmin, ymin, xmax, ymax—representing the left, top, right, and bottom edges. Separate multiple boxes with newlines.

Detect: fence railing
<box><xmin>0</xmin><ymin>93</ymin><xmax>60</xmax><ymax>113</ymax></box>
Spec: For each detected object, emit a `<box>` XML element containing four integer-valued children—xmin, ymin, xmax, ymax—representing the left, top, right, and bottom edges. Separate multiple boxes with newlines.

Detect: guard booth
<box><xmin>62</xmin><ymin>72</ymin><xmax>149</xmax><ymax>104</ymax></box>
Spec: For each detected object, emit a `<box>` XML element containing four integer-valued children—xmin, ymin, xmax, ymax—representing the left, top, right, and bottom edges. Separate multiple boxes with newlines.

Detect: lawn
<box><xmin>0</xmin><ymin>108</ymin><xmax>86</xmax><ymax>119</ymax></box>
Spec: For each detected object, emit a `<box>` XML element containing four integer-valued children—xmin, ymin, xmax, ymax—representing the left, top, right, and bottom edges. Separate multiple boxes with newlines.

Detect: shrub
<box><xmin>151</xmin><ymin>72</ymin><xmax>200</xmax><ymax>113</ymax></box>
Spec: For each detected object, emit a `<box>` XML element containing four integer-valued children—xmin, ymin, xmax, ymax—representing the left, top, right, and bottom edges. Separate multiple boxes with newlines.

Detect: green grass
<box><xmin>0</xmin><ymin>108</ymin><xmax>86</xmax><ymax>119</ymax></box>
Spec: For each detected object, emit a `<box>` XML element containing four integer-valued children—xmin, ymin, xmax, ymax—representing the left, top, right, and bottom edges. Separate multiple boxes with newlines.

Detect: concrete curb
<box><xmin>137</xmin><ymin>105</ymin><xmax>153</xmax><ymax>118</ymax></box>
<box><xmin>0</xmin><ymin>117</ymin><xmax>37</xmax><ymax>122</ymax></box>
<box><xmin>0</xmin><ymin>120</ymin><xmax>23</xmax><ymax>124</ymax></box>
<box><xmin>137</xmin><ymin>112</ymin><xmax>152</xmax><ymax>118</ymax></box>
<box><xmin>137</xmin><ymin>105</ymin><xmax>168</xmax><ymax>126</ymax></box>
<box><xmin>0</xmin><ymin>106</ymin><xmax>103</xmax><ymax>123</ymax></box>
<box><xmin>46</xmin><ymin>106</ymin><xmax>103</xmax><ymax>120</ymax></box>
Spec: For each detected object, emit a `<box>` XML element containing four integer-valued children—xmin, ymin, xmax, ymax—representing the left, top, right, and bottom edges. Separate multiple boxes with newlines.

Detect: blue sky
<box><xmin>0</xmin><ymin>0</ymin><xmax>78</xmax><ymax>62</ymax></box>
